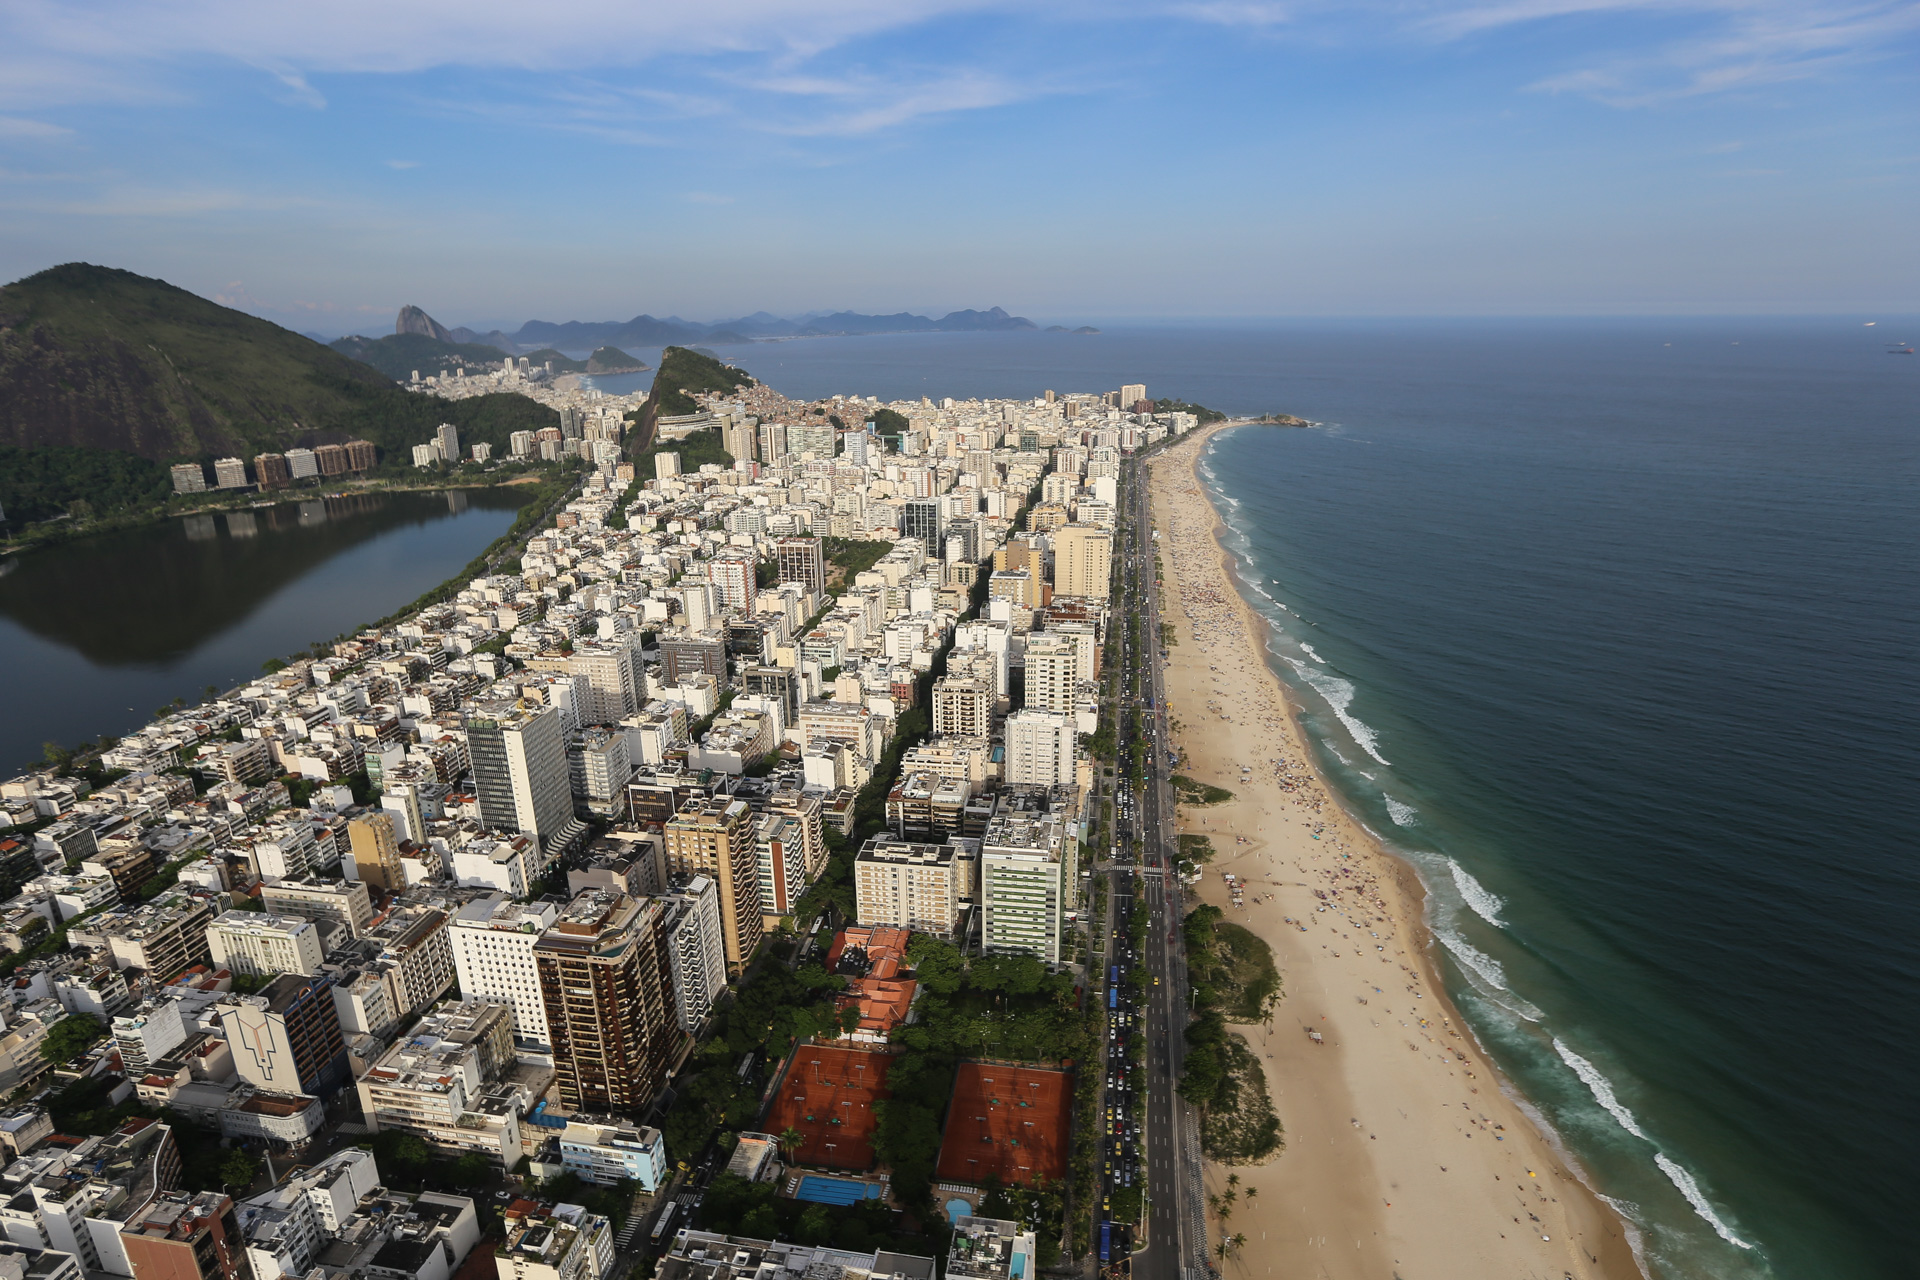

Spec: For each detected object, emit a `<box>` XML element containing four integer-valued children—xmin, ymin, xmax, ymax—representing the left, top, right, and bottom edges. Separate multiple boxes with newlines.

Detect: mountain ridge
<box><xmin>384</xmin><ymin>303</ymin><xmax>1042</xmax><ymax>353</ymax></box>
<box><xmin>0</xmin><ymin>264</ymin><xmax>557</xmax><ymax>463</ymax></box>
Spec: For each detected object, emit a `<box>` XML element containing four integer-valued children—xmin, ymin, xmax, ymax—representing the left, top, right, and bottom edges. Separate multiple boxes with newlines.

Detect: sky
<box><xmin>2</xmin><ymin>0</ymin><xmax>1916</xmax><ymax>331</ymax></box>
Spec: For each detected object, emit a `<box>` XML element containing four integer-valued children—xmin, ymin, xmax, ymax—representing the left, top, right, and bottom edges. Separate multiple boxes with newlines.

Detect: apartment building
<box><xmin>978</xmin><ymin>813</ymin><xmax>1074</xmax><ymax>966</ymax></box>
<box><xmin>495</xmin><ymin>1203</ymin><xmax>615</xmax><ymax>1280</ymax></box>
<box><xmin>259</xmin><ymin>875</ymin><xmax>372</xmax><ymax>939</ymax></box>
<box><xmin>466</xmin><ymin>700</ymin><xmax>573</xmax><ymax>848</ymax></box>
<box><xmin>1021</xmin><ymin>633</ymin><xmax>1082</xmax><ymax>714</ymax></box>
<box><xmin>356</xmin><ymin>1000</ymin><xmax>524</xmax><ymax>1166</ymax></box>
<box><xmin>658</xmin><ymin>877</ymin><xmax>726</xmax><ymax>1034</ymax></box>
<box><xmin>1051</xmin><ymin>524</ymin><xmax>1112</xmax><ymax>601</ymax></box>
<box><xmin>120</xmin><ymin>1191</ymin><xmax>250</xmax><ymax>1280</ymax></box>
<box><xmin>853</xmin><ymin>837</ymin><xmax>978</xmax><ymax>939</ymax></box>
<box><xmin>67</xmin><ymin>889</ymin><xmax>213</xmax><ymax>985</ymax></box>
<box><xmin>776</xmin><ymin>535</ymin><xmax>826</xmax><ymax>596</ymax></box>
<box><xmin>931</xmin><ymin>677</ymin><xmax>994</xmax><ymax>739</ymax></box>
<box><xmin>217</xmin><ymin>973</ymin><xmax>349</xmax><ymax>1096</ymax></box>
<box><xmin>1003</xmin><ymin>710</ymin><xmax>1078</xmax><ymax>788</ymax></box>
<box><xmin>448</xmin><ymin>895</ymin><xmax>560</xmax><ymax>1046</ymax></box>
<box><xmin>534</xmin><ymin>891</ymin><xmax>675</xmax><ymax>1115</ymax></box>
<box><xmin>347</xmin><ymin>812</ymin><xmax>406</xmax><ymax>893</ymax></box>
<box><xmin>206</xmin><ymin>911</ymin><xmax>327</xmax><ymax>978</ymax></box>
<box><xmin>662</xmin><ymin>798</ymin><xmax>762</xmax><ymax>972</ymax></box>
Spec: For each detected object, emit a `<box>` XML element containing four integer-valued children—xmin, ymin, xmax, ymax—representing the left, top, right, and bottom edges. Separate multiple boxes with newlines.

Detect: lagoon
<box><xmin>0</xmin><ymin>488</ymin><xmax>523</xmax><ymax>771</ymax></box>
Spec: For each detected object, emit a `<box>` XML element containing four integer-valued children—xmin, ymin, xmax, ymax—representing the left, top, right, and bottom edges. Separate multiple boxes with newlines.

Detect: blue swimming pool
<box><xmin>794</xmin><ymin>1176</ymin><xmax>881</xmax><ymax>1206</ymax></box>
<box><xmin>945</xmin><ymin>1198</ymin><xmax>972</xmax><ymax>1224</ymax></box>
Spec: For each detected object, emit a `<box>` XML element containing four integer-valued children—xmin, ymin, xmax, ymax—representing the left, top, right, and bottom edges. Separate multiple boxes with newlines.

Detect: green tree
<box><xmin>40</xmin><ymin>1014</ymin><xmax>106</xmax><ymax>1063</ymax></box>
<box><xmin>220</xmin><ymin>1149</ymin><xmax>259</xmax><ymax>1192</ymax></box>
<box><xmin>796</xmin><ymin>1204</ymin><xmax>834</xmax><ymax>1244</ymax></box>
<box><xmin>905</xmin><ymin>934</ymin><xmax>965</xmax><ymax>995</ymax></box>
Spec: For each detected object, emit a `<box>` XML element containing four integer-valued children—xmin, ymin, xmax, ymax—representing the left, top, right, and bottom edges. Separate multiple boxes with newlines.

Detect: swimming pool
<box><xmin>794</xmin><ymin>1176</ymin><xmax>882</xmax><ymax>1206</ymax></box>
<box><xmin>945</xmin><ymin>1198</ymin><xmax>973</xmax><ymax>1224</ymax></box>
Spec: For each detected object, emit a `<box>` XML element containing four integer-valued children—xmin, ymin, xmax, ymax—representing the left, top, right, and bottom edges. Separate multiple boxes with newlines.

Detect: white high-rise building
<box><xmin>980</xmin><ymin>824</ymin><xmax>1069</xmax><ymax>965</ymax></box>
<box><xmin>465</xmin><ymin>701</ymin><xmax>573</xmax><ymax>847</ymax></box>
<box><xmin>435</xmin><ymin>422</ymin><xmax>461</xmax><ymax>463</ymax></box>
<box><xmin>654</xmin><ymin>451</ymin><xmax>682</xmax><ymax>481</ymax></box>
<box><xmin>1120</xmin><ymin>383</ymin><xmax>1147</xmax><ymax>408</ymax></box>
<box><xmin>709</xmin><ymin>554</ymin><xmax>757</xmax><ymax>613</ymax></box>
<box><xmin>853</xmin><ymin>837</ymin><xmax>974</xmax><ymax>939</ymax></box>
<box><xmin>449</xmin><ymin>894</ymin><xmax>560</xmax><ymax>1045</ymax></box>
<box><xmin>285</xmin><ymin>447</ymin><xmax>319</xmax><ymax>480</ymax></box>
<box><xmin>1004</xmin><ymin>709</ymin><xmax>1077</xmax><ymax>787</ymax></box>
<box><xmin>206</xmin><ymin>910</ymin><xmax>327</xmax><ymax>977</ymax></box>
<box><xmin>659</xmin><ymin>876</ymin><xmax>726</xmax><ymax>1033</ymax></box>
<box><xmin>1022</xmin><ymin>633</ymin><xmax>1082</xmax><ymax>714</ymax></box>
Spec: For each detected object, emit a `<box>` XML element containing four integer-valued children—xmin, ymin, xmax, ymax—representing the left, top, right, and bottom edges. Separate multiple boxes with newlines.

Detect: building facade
<box><xmin>661</xmin><ymin>799</ymin><xmax>762</xmax><ymax>972</ymax></box>
<box><xmin>534</xmin><ymin>891</ymin><xmax>675</xmax><ymax>1115</ymax></box>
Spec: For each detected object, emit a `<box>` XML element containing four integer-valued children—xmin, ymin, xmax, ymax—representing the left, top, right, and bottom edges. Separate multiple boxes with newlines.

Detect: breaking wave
<box><xmin>1282</xmin><ymin>656</ymin><xmax>1391</xmax><ymax>765</ymax></box>
<box><xmin>1656</xmin><ymin>1154</ymin><xmax>1754</xmax><ymax>1251</ymax></box>
<box><xmin>1447</xmin><ymin>859</ymin><xmax>1505</xmax><ymax>927</ymax></box>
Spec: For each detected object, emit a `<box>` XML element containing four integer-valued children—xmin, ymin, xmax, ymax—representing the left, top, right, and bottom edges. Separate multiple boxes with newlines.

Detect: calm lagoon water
<box><xmin>0</xmin><ymin>488</ymin><xmax>521</xmax><ymax>771</ymax></box>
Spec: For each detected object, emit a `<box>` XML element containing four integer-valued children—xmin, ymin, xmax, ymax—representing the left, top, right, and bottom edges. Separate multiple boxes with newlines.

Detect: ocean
<box><xmin>689</xmin><ymin>322</ymin><xmax>1917</xmax><ymax>1280</ymax></box>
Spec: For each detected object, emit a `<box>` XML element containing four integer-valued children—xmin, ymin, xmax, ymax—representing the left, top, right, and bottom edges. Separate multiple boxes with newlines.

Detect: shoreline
<box><xmin>0</xmin><ymin>471</ymin><xmax>554</xmax><ymax>559</ymax></box>
<box><xmin>1146</xmin><ymin>421</ymin><xmax>1643</xmax><ymax>1280</ymax></box>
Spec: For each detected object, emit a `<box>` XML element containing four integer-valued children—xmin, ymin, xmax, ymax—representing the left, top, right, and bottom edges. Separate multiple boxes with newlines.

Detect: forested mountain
<box><xmin>0</xmin><ymin>264</ymin><xmax>556</xmax><ymax>463</ymax></box>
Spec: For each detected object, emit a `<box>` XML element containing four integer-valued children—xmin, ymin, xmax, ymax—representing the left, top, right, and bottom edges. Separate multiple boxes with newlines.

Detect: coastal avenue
<box><xmin>1101</xmin><ymin>453</ymin><xmax>1207</xmax><ymax>1280</ymax></box>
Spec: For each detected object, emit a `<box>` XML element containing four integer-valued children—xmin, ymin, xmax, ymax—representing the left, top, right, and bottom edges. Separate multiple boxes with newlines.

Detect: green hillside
<box><xmin>329</xmin><ymin>331</ymin><xmax>511</xmax><ymax>381</ymax></box>
<box><xmin>651</xmin><ymin>345</ymin><xmax>753</xmax><ymax>417</ymax></box>
<box><xmin>0</xmin><ymin>263</ymin><xmax>558</xmax><ymax>464</ymax></box>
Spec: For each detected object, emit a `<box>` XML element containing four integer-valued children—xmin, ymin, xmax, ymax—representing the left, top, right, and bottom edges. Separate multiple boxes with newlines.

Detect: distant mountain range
<box><xmin>373</xmin><ymin>303</ymin><xmax>1043</xmax><ymax>355</ymax></box>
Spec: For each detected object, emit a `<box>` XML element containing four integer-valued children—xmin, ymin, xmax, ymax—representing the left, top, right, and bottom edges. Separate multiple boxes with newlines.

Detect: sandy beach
<box><xmin>1147</xmin><ymin>422</ymin><xmax>1643</xmax><ymax>1280</ymax></box>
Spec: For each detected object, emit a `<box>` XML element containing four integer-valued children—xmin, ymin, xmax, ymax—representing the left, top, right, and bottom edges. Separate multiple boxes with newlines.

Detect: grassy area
<box><xmin>1172</xmin><ymin>774</ymin><xmax>1235</xmax><ymax>805</ymax></box>
<box><xmin>1178</xmin><ymin>905</ymin><xmax>1283</xmax><ymax>1165</ymax></box>
<box><xmin>1210</xmin><ymin>922</ymin><xmax>1282</xmax><ymax>1022</ymax></box>
<box><xmin>1178</xmin><ymin>833</ymin><xmax>1215</xmax><ymax>865</ymax></box>
<box><xmin>822</xmin><ymin>537</ymin><xmax>894</xmax><ymax>589</ymax></box>
<box><xmin>1197</xmin><ymin>1034</ymin><xmax>1283</xmax><ymax>1164</ymax></box>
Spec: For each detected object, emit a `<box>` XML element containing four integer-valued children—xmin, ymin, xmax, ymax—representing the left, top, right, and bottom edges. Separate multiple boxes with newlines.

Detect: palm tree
<box><xmin>779</xmin><ymin>1126</ymin><xmax>803</xmax><ymax>1159</ymax></box>
<box><xmin>1213</xmin><ymin>1241</ymin><xmax>1230</xmax><ymax>1263</ymax></box>
<box><xmin>1207</xmin><ymin>1193</ymin><xmax>1222</xmax><ymax>1216</ymax></box>
<box><xmin>1226</xmin><ymin>1173</ymin><xmax>1240</xmax><ymax>1190</ymax></box>
<box><xmin>1230</xmin><ymin>1234</ymin><xmax>1246</xmax><ymax>1253</ymax></box>
<box><xmin>1244</xmin><ymin>1186</ymin><xmax>1258</xmax><ymax>1202</ymax></box>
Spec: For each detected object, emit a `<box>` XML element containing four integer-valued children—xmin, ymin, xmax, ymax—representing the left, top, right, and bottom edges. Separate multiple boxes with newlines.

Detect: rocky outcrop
<box><xmin>395</xmin><ymin>305</ymin><xmax>456</xmax><ymax>343</ymax></box>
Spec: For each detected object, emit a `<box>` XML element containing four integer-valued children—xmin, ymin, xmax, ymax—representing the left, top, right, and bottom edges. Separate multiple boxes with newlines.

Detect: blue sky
<box><xmin>2</xmin><ymin>1</ymin><xmax>1915</xmax><ymax>330</ymax></box>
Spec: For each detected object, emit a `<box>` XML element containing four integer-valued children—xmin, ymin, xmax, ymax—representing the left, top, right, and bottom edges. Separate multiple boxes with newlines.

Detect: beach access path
<box><xmin>1145</xmin><ymin>421</ymin><xmax>1642</xmax><ymax>1280</ymax></box>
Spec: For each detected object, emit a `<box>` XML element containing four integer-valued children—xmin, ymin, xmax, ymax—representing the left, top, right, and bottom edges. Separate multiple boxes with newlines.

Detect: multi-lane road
<box><xmin>1095</xmin><ymin>455</ymin><xmax>1209</xmax><ymax>1280</ymax></box>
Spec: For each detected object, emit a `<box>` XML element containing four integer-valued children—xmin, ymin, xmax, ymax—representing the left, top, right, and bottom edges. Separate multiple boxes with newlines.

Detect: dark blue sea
<box><xmin>652</xmin><ymin>322</ymin><xmax>1919</xmax><ymax>1280</ymax></box>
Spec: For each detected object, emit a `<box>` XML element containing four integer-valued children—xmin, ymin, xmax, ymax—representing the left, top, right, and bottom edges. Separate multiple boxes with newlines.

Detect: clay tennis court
<box><xmin>764</xmin><ymin>1045</ymin><xmax>893</xmax><ymax>1170</ymax></box>
<box><xmin>935</xmin><ymin>1063</ymin><xmax>1073</xmax><ymax>1186</ymax></box>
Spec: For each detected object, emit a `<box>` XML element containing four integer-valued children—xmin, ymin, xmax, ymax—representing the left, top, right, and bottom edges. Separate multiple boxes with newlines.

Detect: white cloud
<box><xmin>0</xmin><ymin>115</ymin><xmax>70</xmax><ymax>138</ymax></box>
<box><xmin>0</xmin><ymin>0</ymin><xmax>1911</xmax><ymax>129</ymax></box>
